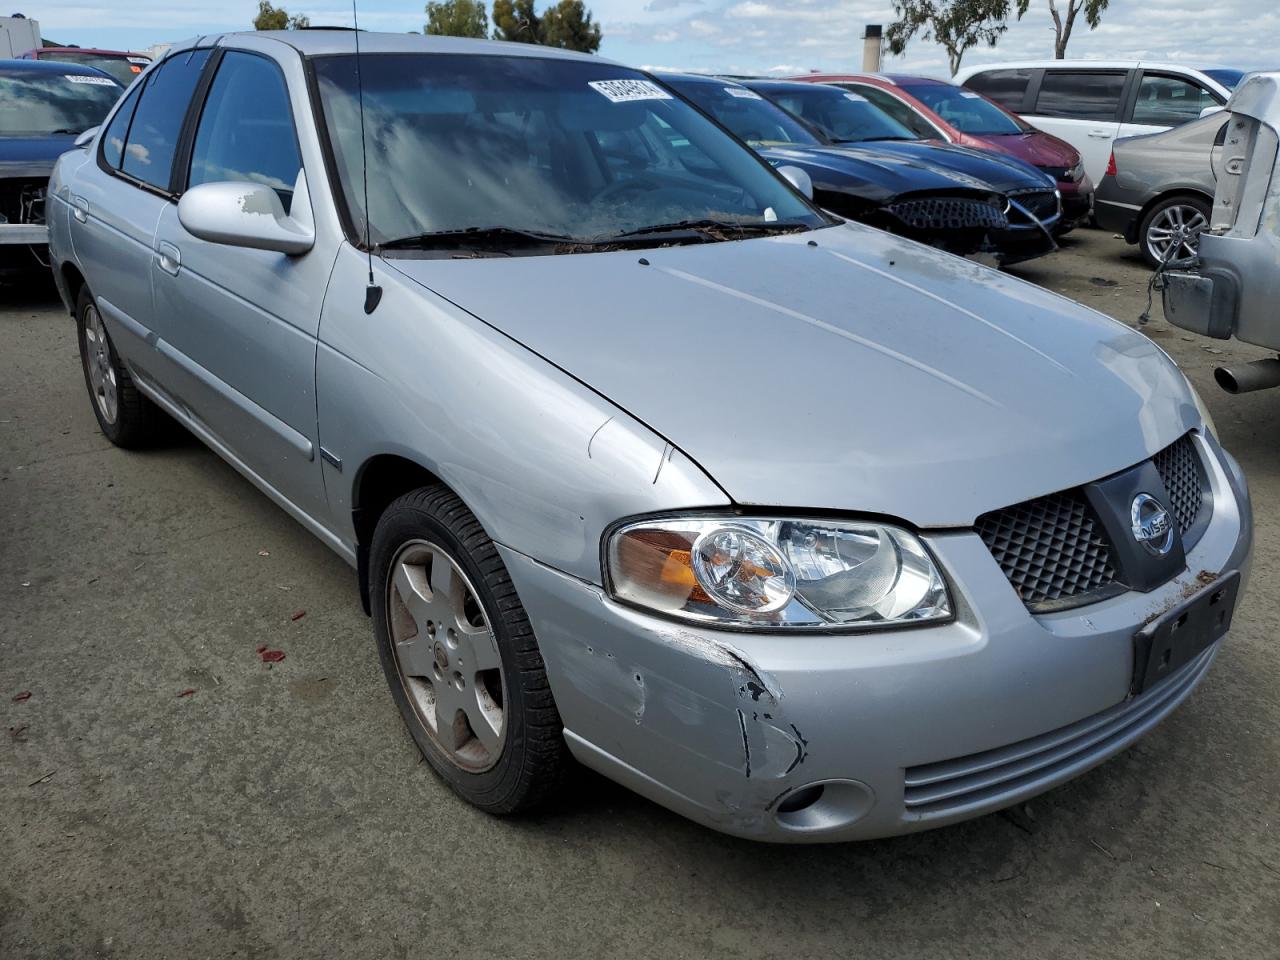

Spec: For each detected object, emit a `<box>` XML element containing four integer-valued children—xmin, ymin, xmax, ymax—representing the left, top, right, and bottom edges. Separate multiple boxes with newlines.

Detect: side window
<box><xmin>848</xmin><ymin>86</ymin><xmax>937</xmax><ymax>138</ymax></box>
<box><xmin>100</xmin><ymin>77</ymin><xmax>144</xmax><ymax>169</ymax></box>
<box><xmin>965</xmin><ymin>69</ymin><xmax>1033</xmax><ymax>110</ymax></box>
<box><xmin>187</xmin><ymin>51</ymin><xmax>303</xmax><ymax>212</ymax></box>
<box><xmin>120</xmin><ymin>49</ymin><xmax>211</xmax><ymax>190</ymax></box>
<box><xmin>1131</xmin><ymin>74</ymin><xmax>1217</xmax><ymax>126</ymax></box>
<box><xmin>1034</xmin><ymin>71</ymin><xmax>1125</xmax><ymax>121</ymax></box>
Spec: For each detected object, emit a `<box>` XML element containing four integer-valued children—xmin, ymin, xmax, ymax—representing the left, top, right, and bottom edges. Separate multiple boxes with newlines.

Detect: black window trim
<box><xmin>1123</xmin><ymin>68</ymin><xmax>1225</xmax><ymax>125</ymax></box>
<box><xmin>178</xmin><ymin>46</ymin><xmax>307</xmax><ymax>207</ymax></box>
<box><xmin>1027</xmin><ymin>67</ymin><xmax>1135</xmax><ymax>123</ymax></box>
<box><xmin>95</xmin><ymin>44</ymin><xmax>218</xmax><ymax>201</ymax></box>
<box><xmin>838</xmin><ymin>81</ymin><xmax>952</xmax><ymax>142</ymax></box>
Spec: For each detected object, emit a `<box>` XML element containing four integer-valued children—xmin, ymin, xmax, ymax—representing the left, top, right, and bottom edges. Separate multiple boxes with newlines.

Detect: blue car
<box><xmin>0</xmin><ymin>58</ymin><xmax>123</xmax><ymax>278</ymax></box>
<box><xmin>661</xmin><ymin>73</ymin><xmax>1062</xmax><ymax>265</ymax></box>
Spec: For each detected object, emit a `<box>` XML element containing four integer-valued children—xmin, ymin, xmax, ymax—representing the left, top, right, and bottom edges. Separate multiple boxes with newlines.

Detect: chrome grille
<box><xmin>884</xmin><ymin>197</ymin><xmax>1008</xmax><ymax>232</ymax></box>
<box><xmin>975</xmin><ymin>491</ymin><xmax>1117</xmax><ymax>606</ymax></box>
<box><xmin>1007</xmin><ymin>188</ymin><xmax>1059</xmax><ymax>224</ymax></box>
<box><xmin>1153</xmin><ymin>434</ymin><xmax>1206</xmax><ymax>537</ymax></box>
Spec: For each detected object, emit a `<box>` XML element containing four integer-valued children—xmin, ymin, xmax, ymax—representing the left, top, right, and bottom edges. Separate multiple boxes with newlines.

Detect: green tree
<box><xmin>492</xmin><ymin>0</ymin><xmax>601</xmax><ymax>52</ymax></box>
<box><xmin>491</xmin><ymin>0</ymin><xmax>541</xmax><ymax>42</ymax></box>
<box><xmin>1016</xmin><ymin>0</ymin><xmax>1109</xmax><ymax>59</ymax></box>
<box><xmin>886</xmin><ymin>0</ymin><xmax>1011</xmax><ymax>75</ymax></box>
<box><xmin>425</xmin><ymin>0</ymin><xmax>490</xmax><ymax>38</ymax></box>
<box><xmin>253</xmin><ymin>0</ymin><xmax>310</xmax><ymax>30</ymax></box>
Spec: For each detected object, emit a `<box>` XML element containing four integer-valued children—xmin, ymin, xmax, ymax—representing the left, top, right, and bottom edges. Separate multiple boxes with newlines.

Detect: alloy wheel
<box><xmin>1145</xmin><ymin>203</ymin><xmax>1207</xmax><ymax>267</ymax></box>
<box><xmin>82</xmin><ymin>304</ymin><xmax>118</xmax><ymax>425</ymax></box>
<box><xmin>386</xmin><ymin>539</ymin><xmax>507</xmax><ymax>772</ymax></box>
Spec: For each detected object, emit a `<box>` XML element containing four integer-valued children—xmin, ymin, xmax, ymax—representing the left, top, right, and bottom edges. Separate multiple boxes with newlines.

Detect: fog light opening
<box><xmin>776</xmin><ymin>783</ymin><xmax>825</xmax><ymax>814</ymax></box>
<box><xmin>772</xmin><ymin>779</ymin><xmax>876</xmax><ymax>833</ymax></box>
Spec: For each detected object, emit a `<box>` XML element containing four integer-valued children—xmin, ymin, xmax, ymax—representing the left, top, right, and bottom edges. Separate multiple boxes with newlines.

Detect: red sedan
<box><xmin>787</xmin><ymin>73</ymin><xmax>1093</xmax><ymax>228</ymax></box>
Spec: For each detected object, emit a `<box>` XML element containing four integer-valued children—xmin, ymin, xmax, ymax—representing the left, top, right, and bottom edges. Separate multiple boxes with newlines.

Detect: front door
<box><xmin>149</xmin><ymin>49</ymin><xmax>334</xmax><ymax>520</ymax></box>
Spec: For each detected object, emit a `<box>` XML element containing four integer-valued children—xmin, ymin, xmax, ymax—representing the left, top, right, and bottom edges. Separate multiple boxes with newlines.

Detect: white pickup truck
<box><xmin>1163</xmin><ymin>72</ymin><xmax>1280</xmax><ymax>393</ymax></box>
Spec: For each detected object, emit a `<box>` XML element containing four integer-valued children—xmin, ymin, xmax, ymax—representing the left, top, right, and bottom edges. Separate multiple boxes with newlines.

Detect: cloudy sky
<box><xmin>20</xmin><ymin>0</ymin><xmax>1280</xmax><ymax>77</ymax></box>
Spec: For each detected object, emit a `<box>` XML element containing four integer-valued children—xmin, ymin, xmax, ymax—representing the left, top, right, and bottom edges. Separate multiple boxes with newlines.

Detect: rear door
<box><xmin>1023</xmin><ymin>69</ymin><xmax>1129</xmax><ymax>184</ymax></box>
<box><xmin>68</xmin><ymin>48</ymin><xmax>211</xmax><ymax>376</ymax></box>
<box><xmin>149</xmin><ymin>48</ymin><xmax>332</xmax><ymax>519</ymax></box>
<box><xmin>1119</xmin><ymin>70</ymin><xmax>1224</xmax><ymax>142</ymax></box>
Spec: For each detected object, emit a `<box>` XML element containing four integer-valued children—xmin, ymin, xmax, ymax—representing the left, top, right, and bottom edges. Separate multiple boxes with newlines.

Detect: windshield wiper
<box><xmin>376</xmin><ymin>226</ymin><xmax>588</xmax><ymax>252</ymax></box>
<box><xmin>610</xmin><ymin>218</ymin><xmax>811</xmax><ymax>241</ymax></box>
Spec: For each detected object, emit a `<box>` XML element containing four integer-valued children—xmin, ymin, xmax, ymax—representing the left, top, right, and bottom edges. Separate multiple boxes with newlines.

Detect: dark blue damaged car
<box><xmin>661</xmin><ymin>72</ymin><xmax>1061</xmax><ymax>265</ymax></box>
<box><xmin>0</xmin><ymin>58</ymin><xmax>123</xmax><ymax>279</ymax></box>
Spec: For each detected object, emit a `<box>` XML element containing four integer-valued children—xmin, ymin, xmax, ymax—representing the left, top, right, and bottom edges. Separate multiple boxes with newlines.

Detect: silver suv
<box><xmin>48</xmin><ymin>31</ymin><xmax>1252</xmax><ymax>842</ymax></box>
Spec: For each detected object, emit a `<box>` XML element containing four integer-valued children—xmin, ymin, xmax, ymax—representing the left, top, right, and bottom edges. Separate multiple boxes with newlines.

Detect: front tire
<box><xmin>75</xmin><ymin>285</ymin><xmax>167</xmax><ymax>447</ymax></box>
<box><xmin>371</xmin><ymin>485</ymin><xmax>568</xmax><ymax>814</ymax></box>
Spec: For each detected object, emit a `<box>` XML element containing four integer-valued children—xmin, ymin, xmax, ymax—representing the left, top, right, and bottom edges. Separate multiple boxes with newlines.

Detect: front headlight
<box><xmin>605</xmin><ymin>516</ymin><xmax>952</xmax><ymax>629</ymax></box>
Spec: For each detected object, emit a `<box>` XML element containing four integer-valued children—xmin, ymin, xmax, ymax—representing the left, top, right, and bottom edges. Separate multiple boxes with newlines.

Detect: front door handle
<box><xmin>156</xmin><ymin>241</ymin><xmax>182</xmax><ymax>277</ymax></box>
<box><xmin>71</xmin><ymin>195</ymin><xmax>89</xmax><ymax>223</ymax></box>
<box><xmin>1087</xmin><ymin>129</ymin><xmax>1112</xmax><ymax>139</ymax></box>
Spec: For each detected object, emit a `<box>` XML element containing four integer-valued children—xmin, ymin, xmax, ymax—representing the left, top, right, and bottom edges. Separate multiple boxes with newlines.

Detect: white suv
<box><xmin>954</xmin><ymin>61</ymin><xmax>1241</xmax><ymax>185</ymax></box>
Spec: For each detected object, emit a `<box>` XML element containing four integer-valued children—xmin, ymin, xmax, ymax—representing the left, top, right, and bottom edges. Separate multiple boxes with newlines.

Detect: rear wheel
<box><xmin>1140</xmin><ymin>195</ymin><xmax>1210</xmax><ymax>269</ymax></box>
<box><xmin>75</xmin><ymin>285</ymin><xmax>168</xmax><ymax>448</ymax></box>
<box><xmin>371</xmin><ymin>485</ymin><xmax>568</xmax><ymax>813</ymax></box>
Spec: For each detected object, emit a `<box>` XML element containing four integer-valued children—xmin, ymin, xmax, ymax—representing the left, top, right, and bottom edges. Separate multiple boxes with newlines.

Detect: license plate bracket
<box><xmin>1132</xmin><ymin>570</ymin><xmax>1240</xmax><ymax>695</ymax></box>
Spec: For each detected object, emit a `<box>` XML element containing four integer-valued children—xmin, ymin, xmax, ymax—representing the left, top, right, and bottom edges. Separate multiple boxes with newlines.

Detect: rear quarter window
<box><xmin>964</xmin><ymin>69</ymin><xmax>1034</xmax><ymax>110</ymax></box>
<box><xmin>1033</xmin><ymin>71</ymin><xmax>1126</xmax><ymax>121</ymax></box>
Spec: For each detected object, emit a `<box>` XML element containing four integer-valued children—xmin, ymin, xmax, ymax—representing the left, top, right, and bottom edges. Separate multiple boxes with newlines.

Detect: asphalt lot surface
<box><xmin>3</xmin><ymin>229</ymin><xmax>1278</xmax><ymax>959</ymax></box>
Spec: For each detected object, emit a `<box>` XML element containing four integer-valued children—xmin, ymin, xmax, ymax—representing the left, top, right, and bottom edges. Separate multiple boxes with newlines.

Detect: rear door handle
<box><xmin>71</xmin><ymin>195</ymin><xmax>89</xmax><ymax>223</ymax></box>
<box><xmin>156</xmin><ymin>240</ymin><xmax>182</xmax><ymax>276</ymax></box>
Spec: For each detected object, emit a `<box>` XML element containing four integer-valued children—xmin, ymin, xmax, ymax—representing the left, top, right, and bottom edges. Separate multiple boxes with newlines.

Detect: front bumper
<box><xmin>1059</xmin><ymin>176</ymin><xmax>1094</xmax><ymax>226</ymax></box>
<box><xmin>502</xmin><ymin>433</ymin><xmax>1252</xmax><ymax>842</ymax></box>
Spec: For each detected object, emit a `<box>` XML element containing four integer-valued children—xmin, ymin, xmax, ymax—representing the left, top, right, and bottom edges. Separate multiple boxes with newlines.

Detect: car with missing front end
<box><xmin>0</xmin><ymin>58</ymin><xmax>122</xmax><ymax>280</ymax></box>
<box><xmin>49</xmin><ymin>31</ymin><xmax>1251</xmax><ymax>842</ymax></box>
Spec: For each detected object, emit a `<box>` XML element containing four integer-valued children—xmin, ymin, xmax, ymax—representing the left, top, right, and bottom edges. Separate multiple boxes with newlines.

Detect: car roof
<box><xmin>32</xmin><ymin>47</ymin><xmax>148</xmax><ymax>57</ymax></box>
<box><xmin>795</xmin><ymin>73</ymin><xmax>954</xmax><ymax>87</ymax></box>
<box><xmin>956</xmin><ymin>59</ymin><xmax>1233</xmax><ymax>74</ymax></box>
<box><xmin>0</xmin><ymin>57</ymin><xmax>122</xmax><ymax>80</ymax></box>
<box><xmin>655</xmin><ymin>71</ymin><xmax>740</xmax><ymax>86</ymax></box>
<box><xmin>172</xmin><ymin>29</ymin><xmax>613</xmax><ymax>64</ymax></box>
<box><xmin>742</xmin><ymin>78</ymin><xmax>839</xmax><ymax>91</ymax></box>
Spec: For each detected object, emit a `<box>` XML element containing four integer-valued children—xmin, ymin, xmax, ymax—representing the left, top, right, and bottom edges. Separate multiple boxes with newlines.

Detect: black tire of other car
<box><xmin>75</xmin><ymin>285</ymin><xmax>168</xmax><ymax>448</ymax></box>
<box><xmin>371</xmin><ymin>485</ymin><xmax>569</xmax><ymax>813</ymax></box>
<box><xmin>1139</xmin><ymin>194</ymin><xmax>1211</xmax><ymax>270</ymax></box>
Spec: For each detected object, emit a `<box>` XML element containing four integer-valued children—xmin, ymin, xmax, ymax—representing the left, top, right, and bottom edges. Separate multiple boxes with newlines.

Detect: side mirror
<box><xmin>777</xmin><ymin>164</ymin><xmax>814</xmax><ymax>200</ymax></box>
<box><xmin>1200</xmin><ymin>105</ymin><xmax>1224</xmax><ymax>119</ymax></box>
<box><xmin>74</xmin><ymin>126</ymin><xmax>99</xmax><ymax>148</ymax></box>
<box><xmin>177</xmin><ymin>170</ymin><xmax>315</xmax><ymax>255</ymax></box>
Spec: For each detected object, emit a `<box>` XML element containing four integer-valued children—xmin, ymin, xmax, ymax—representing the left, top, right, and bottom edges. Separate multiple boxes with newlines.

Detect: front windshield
<box><xmin>39</xmin><ymin>52</ymin><xmax>146</xmax><ymax>87</ymax></box>
<box><xmin>311</xmin><ymin>54</ymin><xmax>824</xmax><ymax>249</ymax></box>
<box><xmin>0</xmin><ymin>70</ymin><xmax>122</xmax><ymax>136</ymax></box>
<box><xmin>668</xmin><ymin>80</ymin><xmax>823</xmax><ymax>147</ymax></box>
<box><xmin>898</xmin><ymin>83</ymin><xmax>1026</xmax><ymax>136</ymax></box>
<box><xmin>1203</xmin><ymin>68</ymin><xmax>1245</xmax><ymax>91</ymax></box>
<box><xmin>751</xmin><ymin>85</ymin><xmax>921</xmax><ymax>144</ymax></box>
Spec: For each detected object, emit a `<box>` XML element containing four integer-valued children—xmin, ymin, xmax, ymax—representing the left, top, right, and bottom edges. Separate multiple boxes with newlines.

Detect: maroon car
<box><xmin>788</xmin><ymin>73</ymin><xmax>1093</xmax><ymax>228</ymax></box>
<box><xmin>18</xmin><ymin>48</ymin><xmax>150</xmax><ymax>87</ymax></box>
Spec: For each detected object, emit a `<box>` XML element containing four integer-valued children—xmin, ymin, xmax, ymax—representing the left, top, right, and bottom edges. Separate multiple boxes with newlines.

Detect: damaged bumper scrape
<box><xmin>496</xmin><ymin>433</ymin><xmax>1252</xmax><ymax>843</ymax></box>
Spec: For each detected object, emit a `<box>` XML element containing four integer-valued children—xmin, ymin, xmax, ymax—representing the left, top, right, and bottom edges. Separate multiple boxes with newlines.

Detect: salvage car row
<box><xmin>40</xmin><ymin>31</ymin><xmax>1253</xmax><ymax>843</ymax></box>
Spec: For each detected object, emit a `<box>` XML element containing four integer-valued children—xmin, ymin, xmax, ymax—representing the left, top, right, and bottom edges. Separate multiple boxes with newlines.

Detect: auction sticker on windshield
<box><xmin>65</xmin><ymin>74</ymin><xmax>116</xmax><ymax>85</ymax></box>
<box><xmin>589</xmin><ymin>79</ymin><xmax>673</xmax><ymax>103</ymax></box>
<box><xmin>843</xmin><ymin>92</ymin><xmax>868</xmax><ymax>102</ymax></box>
<box><xmin>725</xmin><ymin>87</ymin><xmax>763</xmax><ymax>99</ymax></box>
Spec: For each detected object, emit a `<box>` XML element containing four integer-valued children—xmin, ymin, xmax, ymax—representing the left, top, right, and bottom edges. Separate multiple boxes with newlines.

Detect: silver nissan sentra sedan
<box><xmin>47</xmin><ymin>31</ymin><xmax>1252</xmax><ymax>842</ymax></box>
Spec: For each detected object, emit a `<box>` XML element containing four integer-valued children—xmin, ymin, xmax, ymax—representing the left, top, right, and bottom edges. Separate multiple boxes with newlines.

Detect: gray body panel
<box><xmin>49</xmin><ymin>33</ymin><xmax>1252</xmax><ymax>841</ymax></box>
<box><xmin>1094</xmin><ymin>112</ymin><xmax>1224</xmax><ymax>240</ymax></box>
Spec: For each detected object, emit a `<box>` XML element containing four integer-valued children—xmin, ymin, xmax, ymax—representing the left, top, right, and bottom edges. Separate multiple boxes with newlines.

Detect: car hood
<box><xmin>850</xmin><ymin>139</ymin><xmax>1057</xmax><ymax>194</ymax></box>
<box><xmin>978</xmin><ymin>131</ymin><xmax>1081</xmax><ymax>170</ymax></box>
<box><xmin>388</xmin><ymin>224</ymin><xmax>1198</xmax><ymax>526</ymax></box>
<box><xmin>758</xmin><ymin>143</ymin><xmax>1000</xmax><ymax>203</ymax></box>
<box><xmin>0</xmin><ymin>134</ymin><xmax>76</xmax><ymax>177</ymax></box>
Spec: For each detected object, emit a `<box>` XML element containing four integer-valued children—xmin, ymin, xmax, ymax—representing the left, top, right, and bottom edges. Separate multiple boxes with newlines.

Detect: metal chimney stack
<box><xmin>862</xmin><ymin>24</ymin><xmax>883</xmax><ymax>72</ymax></box>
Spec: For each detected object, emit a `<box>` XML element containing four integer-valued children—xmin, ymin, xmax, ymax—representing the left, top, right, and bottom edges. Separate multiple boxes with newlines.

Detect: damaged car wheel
<box><xmin>371</xmin><ymin>485</ymin><xmax>568</xmax><ymax>813</ymax></box>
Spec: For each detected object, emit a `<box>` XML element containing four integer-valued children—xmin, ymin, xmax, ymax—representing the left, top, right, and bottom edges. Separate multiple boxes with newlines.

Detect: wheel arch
<box><xmin>350</xmin><ymin>452</ymin><xmax>446</xmax><ymax>615</ymax></box>
<box><xmin>1137</xmin><ymin>187</ymin><xmax>1213</xmax><ymax>232</ymax></box>
<box><xmin>59</xmin><ymin>260</ymin><xmax>87</xmax><ymax>317</ymax></box>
